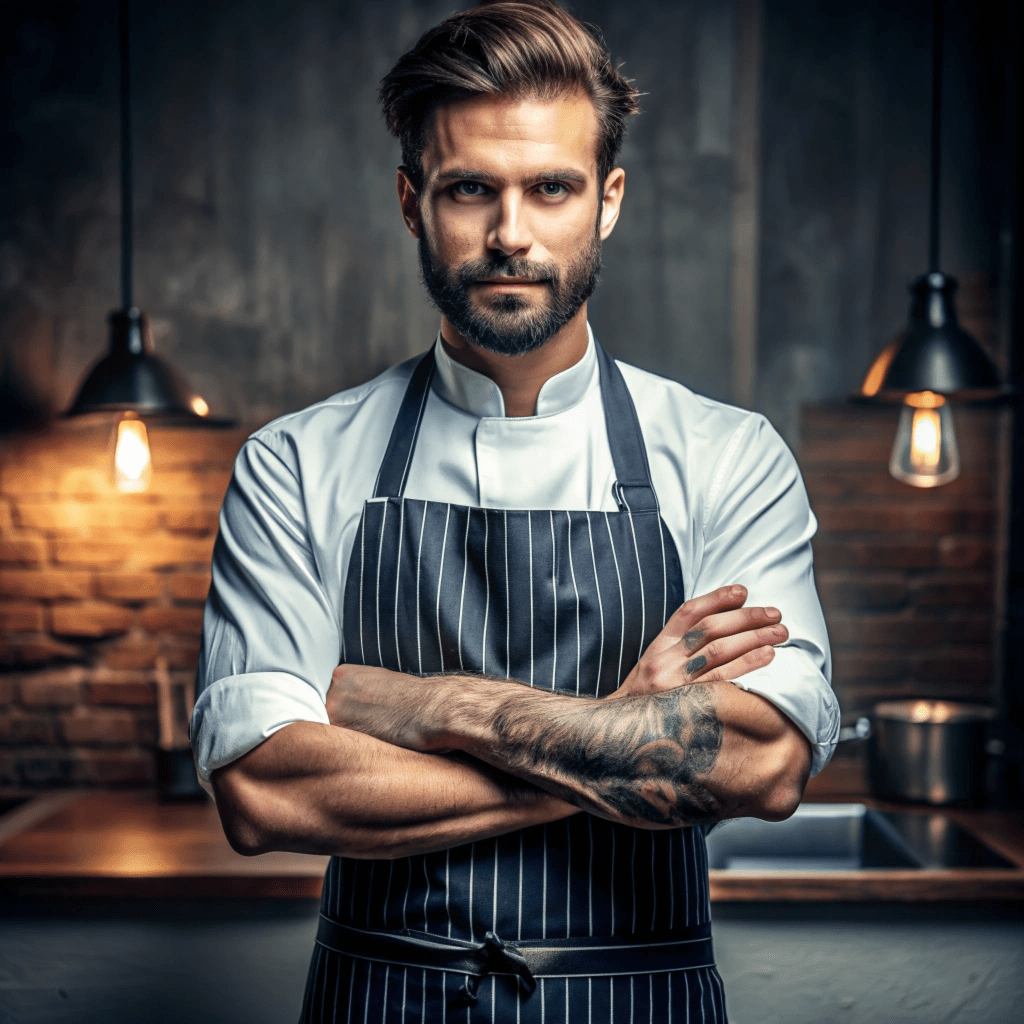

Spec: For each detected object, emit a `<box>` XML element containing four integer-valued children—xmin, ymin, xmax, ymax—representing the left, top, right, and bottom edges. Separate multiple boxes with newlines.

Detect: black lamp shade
<box><xmin>69</xmin><ymin>307</ymin><xmax>204</xmax><ymax>420</ymax></box>
<box><xmin>868</xmin><ymin>273</ymin><xmax>1003</xmax><ymax>400</ymax></box>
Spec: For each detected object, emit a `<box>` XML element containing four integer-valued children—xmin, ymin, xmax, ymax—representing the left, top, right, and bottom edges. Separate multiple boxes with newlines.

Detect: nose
<box><xmin>486</xmin><ymin>192</ymin><xmax>532</xmax><ymax>257</ymax></box>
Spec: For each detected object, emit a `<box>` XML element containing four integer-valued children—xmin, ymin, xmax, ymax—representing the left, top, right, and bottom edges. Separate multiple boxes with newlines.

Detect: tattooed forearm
<box><xmin>486</xmin><ymin>684</ymin><xmax>725</xmax><ymax>827</ymax></box>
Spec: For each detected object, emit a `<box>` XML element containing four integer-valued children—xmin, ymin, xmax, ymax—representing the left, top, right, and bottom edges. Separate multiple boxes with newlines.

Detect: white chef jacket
<box><xmin>191</xmin><ymin>328</ymin><xmax>840</xmax><ymax>786</ymax></box>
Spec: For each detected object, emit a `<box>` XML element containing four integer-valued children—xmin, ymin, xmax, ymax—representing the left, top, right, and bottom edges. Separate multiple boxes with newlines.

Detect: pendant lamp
<box><xmin>859</xmin><ymin>0</ymin><xmax>1003</xmax><ymax>488</ymax></box>
<box><xmin>67</xmin><ymin>0</ymin><xmax>230</xmax><ymax>490</ymax></box>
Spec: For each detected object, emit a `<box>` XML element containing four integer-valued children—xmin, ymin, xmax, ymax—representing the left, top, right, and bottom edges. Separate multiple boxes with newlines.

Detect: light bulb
<box><xmin>190</xmin><ymin>395</ymin><xmax>209</xmax><ymax>417</ymax></box>
<box><xmin>114</xmin><ymin>414</ymin><xmax>153</xmax><ymax>493</ymax></box>
<box><xmin>888</xmin><ymin>391</ymin><xmax>960</xmax><ymax>488</ymax></box>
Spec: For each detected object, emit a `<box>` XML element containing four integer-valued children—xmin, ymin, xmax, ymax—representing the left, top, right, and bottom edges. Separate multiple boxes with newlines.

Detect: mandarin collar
<box><xmin>431</xmin><ymin>325</ymin><xmax>599</xmax><ymax>419</ymax></box>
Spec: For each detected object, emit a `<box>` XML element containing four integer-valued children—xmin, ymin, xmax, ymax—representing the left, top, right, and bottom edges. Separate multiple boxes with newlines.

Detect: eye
<box><xmin>538</xmin><ymin>181</ymin><xmax>568</xmax><ymax>197</ymax></box>
<box><xmin>453</xmin><ymin>181</ymin><xmax>487</xmax><ymax>197</ymax></box>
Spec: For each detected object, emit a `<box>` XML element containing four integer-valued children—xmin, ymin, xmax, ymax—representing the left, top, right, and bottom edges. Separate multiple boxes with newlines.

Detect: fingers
<box><xmin>680</xmin><ymin>622</ymin><xmax>788</xmax><ymax>682</ymax></box>
<box><xmin>679</xmin><ymin>606</ymin><xmax>783</xmax><ymax>655</ymax></box>
<box><xmin>645</xmin><ymin>586</ymin><xmax>750</xmax><ymax>658</ymax></box>
<box><xmin>697</xmin><ymin>644</ymin><xmax>777</xmax><ymax>683</ymax></box>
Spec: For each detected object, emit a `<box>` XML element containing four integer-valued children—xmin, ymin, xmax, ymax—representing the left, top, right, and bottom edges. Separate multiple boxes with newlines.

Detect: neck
<box><xmin>438</xmin><ymin>306</ymin><xmax>590</xmax><ymax>417</ymax></box>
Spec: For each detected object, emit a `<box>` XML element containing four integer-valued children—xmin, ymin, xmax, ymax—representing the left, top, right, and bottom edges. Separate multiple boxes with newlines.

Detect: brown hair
<box><xmin>379</xmin><ymin>0</ymin><xmax>640</xmax><ymax>190</ymax></box>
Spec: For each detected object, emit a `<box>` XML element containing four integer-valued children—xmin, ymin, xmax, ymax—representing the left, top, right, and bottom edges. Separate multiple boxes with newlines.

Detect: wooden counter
<box><xmin>1</xmin><ymin>761</ymin><xmax>1022</xmax><ymax>900</ymax></box>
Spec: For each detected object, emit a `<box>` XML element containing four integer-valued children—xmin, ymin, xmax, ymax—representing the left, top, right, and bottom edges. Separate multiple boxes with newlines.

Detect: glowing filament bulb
<box><xmin>888</xmin><ymin>391</ymin><xmax>959</xmax><ymax>488</ymax></box>
<box><xmin>114</xmin><ymin>415</ymin><xmax>152</xmax><ymax>493</ymax></box>
<box><xmin>909</xmin><ymin>407</ymin><xmax>941</xmax><ymax>473</ymax></box>
<box><xmin>190</xmin><ymin>395</ymin><xmax>209</xmax><ymax>417</ymax></box>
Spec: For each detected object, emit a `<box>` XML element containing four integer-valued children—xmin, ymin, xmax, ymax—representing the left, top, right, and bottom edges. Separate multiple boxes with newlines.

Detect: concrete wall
<box><xmin>1</xmin><ymin>899</ymin><xmax>1021</xmax><ymax>1023</ymax></box>
<box><xmin>0</xmin><ymin>0</ymin><xmax>1012</xmax><ymax>445</ymax></box>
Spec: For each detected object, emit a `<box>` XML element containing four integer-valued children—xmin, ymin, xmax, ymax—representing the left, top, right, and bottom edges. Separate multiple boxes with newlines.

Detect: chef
<box><xmin>191</xmin><ymin>1</ymin><xmax>840</xmax><ymax>1021</ymax></box>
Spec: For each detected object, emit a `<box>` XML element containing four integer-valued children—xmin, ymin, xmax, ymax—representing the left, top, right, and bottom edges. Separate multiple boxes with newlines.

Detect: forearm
<box><xmin>397</xmin><ymin>676</ymin><xmax>810</xmax><ymax>828</ymax></box>
<box><xmin>211</xmin><ymin>720</ymin><xmax>577</xmax><ymax>859</ymax></box>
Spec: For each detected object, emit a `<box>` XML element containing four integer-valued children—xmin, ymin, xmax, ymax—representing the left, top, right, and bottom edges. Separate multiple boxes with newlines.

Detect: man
<box><xmin>192</xmin><ymin>2</ymin><xmax>839</xmax><ymax>1021</ymax></box>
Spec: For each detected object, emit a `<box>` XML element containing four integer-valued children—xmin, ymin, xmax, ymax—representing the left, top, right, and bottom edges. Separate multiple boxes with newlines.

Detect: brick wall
<box><xmin>0</xmin><ymin>419</ymin><xmax>247</xmax><ymax>786</ymax></box>
<box><xmin>801</xmin><ymin>402</ymin><xmax>1003</xmax><ymax>745</ymax></box>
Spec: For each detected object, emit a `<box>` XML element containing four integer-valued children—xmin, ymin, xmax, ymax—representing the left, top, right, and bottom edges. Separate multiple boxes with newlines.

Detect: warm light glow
<box><xmin>910</xmin><ymin>408</ymin><xmax>942</xmax><ymax>473</ymax></box>
<box><xmin>860</xmin><ymin>340</ymin><xmax>900</xmax><ymax>397</ymax></box>
<box><xmin>190</xmin><ymin>395</ymin><xmax>209</xmax><ymax>417</ymax></box>
<box><xmin>889</xmin><ymin>392</ymin><xmax>959</xmax><ymax>488</ymax></box>
<box><xmin>114</xmin><ymin>415</ymin><xmax>152</xmax><ymax>493</ymax></box>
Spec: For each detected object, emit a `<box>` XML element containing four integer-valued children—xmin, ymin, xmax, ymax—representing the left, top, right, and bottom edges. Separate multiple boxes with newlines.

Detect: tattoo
<box><xmin>684</xmin><ymin>654</ymin><xmax>707</xmax><ymax>676</ymax></box>
<box><xmin>682</xmin><ymin>627</ymin><xmax>706</xmax><ymax>651</ymax></box>
<box><xmin>488</xmin><ymin>684</ymin><xmax>724</xmax><ymax>827</ymax></box>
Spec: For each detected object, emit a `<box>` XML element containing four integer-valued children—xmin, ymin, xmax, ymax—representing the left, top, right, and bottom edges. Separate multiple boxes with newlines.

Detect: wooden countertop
<box><xmin>1</xmin><ymin>761</ymin><xmax>1022</xmax><ymax>900</ymax></box>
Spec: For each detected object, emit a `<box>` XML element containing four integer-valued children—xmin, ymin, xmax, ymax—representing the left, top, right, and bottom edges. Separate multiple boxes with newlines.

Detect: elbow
<box><xmin>210</xmin><ymin>764</ymin><xmax>280</xmax><ymax>856</ymax></box>
<box><xmin>752</xmin><ymin>729</ymin><xmax>812</xmax><ymax>822</ymax></box>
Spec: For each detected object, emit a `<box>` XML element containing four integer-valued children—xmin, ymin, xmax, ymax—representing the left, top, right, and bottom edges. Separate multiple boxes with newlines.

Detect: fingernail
<box><xmin>765</xmin><ymin>607</ymin><xmax>781</xmax><ymax>619</ymax></box>
<box><xmin>731</xmin><ymin>585</ymin><xmax>745</xmax><ymax>597</ymax></box>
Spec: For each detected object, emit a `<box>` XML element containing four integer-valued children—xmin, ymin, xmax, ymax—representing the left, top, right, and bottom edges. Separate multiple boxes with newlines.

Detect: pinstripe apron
<box><xmin>300</xmin><ymin>342</ymin><xmax>727</xmax><ymax>1023</ymax></box>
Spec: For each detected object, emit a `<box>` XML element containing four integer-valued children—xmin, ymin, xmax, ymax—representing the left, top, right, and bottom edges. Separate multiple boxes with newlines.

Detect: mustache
<box><xmin>457</xmin><ymin>256</ymin><xmax>559</xmax><ymax>286</ymax></box>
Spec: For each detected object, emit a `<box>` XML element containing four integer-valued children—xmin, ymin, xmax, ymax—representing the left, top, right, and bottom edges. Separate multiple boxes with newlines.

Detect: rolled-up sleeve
<box><xmin>191</xmin><ymin>434</ymin><xmax>338</xmax><ymax>784</ymax></box>
<box><xmin>695</xmin><ymin>415</ymin><xmax>840</xmax><ymax>775</ymax></box>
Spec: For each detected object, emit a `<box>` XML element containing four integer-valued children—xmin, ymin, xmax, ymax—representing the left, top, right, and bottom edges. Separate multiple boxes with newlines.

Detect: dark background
<box><xmin>0</xmin><ymin>0</ymin><xmax>1014</xmax><ymax>446</ymax></box>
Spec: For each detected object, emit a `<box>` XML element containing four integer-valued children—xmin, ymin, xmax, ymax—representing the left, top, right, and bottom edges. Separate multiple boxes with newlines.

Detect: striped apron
<box><xmin>300</xmin><ymin>342</ymin><xmax>727</xmax><ymax>1023</ymax></box>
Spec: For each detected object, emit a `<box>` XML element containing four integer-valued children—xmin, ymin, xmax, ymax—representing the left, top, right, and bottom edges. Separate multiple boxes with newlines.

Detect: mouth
<box><xmin>476</xmin><ymin>277</ymin><xmax>548</xmax><ymax>288</ymax></box>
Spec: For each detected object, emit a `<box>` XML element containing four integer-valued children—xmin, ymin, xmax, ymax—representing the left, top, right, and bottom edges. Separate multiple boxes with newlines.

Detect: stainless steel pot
<box><xmin>867</xmin><ymin>699</ymin><xmax>997</xmax><ymax>805</ymax></box>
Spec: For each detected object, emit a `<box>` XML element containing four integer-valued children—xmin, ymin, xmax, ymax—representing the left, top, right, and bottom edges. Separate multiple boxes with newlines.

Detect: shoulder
<box><xmin>240</xmin><ymin>354</ymin><xmax>423</xmax><ymax>473</ymax></box>
<box><xmin>615</xmin><ymin>358</ymin><xmax>783</xmax><ymax>461</ymax></box>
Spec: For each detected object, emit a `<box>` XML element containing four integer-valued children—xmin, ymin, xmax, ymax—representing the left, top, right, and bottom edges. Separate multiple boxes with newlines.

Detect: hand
<box><xmin>613</xmin><ymin>585</ymin><xmax>787</xmax><ymax>698</ymax></box>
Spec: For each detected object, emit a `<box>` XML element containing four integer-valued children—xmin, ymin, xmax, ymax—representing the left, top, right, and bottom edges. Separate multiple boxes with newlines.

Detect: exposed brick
<box><xmin>914</xmin><ymin>652</ymin><xmax>992</xmax><ymax>684</ymax></box>
<box><xmin>51</xmin><ymin>540</ymin><xmax>132</xmax><ymax>567</ymax></box>
<box><xmin>8</xmin><ymin>637</ymin><xmax>84</xmax><ymax>665</ymax></box>
<box><xmin>87</xmin><ymin>680</ymin><xmax>156</xmax><ymax>706</ymax></box>
<box><xmin>911</xmin><ymin>579</ymin><xmax>994</xmax><ymax>608</ymax></box>
<box><xmin>56</xmin><ymin>467</ymin><xmax>115</xmax><ymax>497</ymax></box>
<box><xmin>14</xmin><ymin>501</ymin><xmax>161</xmax><ymax>534</ymax></box>
<box><xmin>0</xmin><ymin>751</ymin><xmax>19</xmax><ymax>785</ymax></box>
<box><xmin>826</xmin><ymin>613</ymin><xmax>992</xmax><ymax>648</ymax></box>
<box><xmin>170</xmin><ymin>573</ymin><xmax>211</xmax><ymax>602</ymax></box>
<box><xmin>0</xmin><ymin>465</ymin><xmax>55</xmax><ymax>496</ymax></box>
<box><xmin>164</xmin><ymin>639</ymin><xmax>201</xmax><ymax>670</ymax></box>
<box><xmin>0</xmin><ymin>710</ymin><xmax>57</xmax><ymax>744</ymax></box>
<box><xmin>19</xmin><ymin>667</ymin><xmax>87</xmax><ymax>706</ymax></box>
<box><xmin>0</xmin><ymin>537</ymin><xmax>47</xmax><ymax>565</ymax></box>
<box><xmin>147</xmin><ymin>469</ymin><xmax>233</xmax><ymax>500</ymax></box>
<box><xmin>816</xmin><ymin>574</ymin><xmax>909</xmax><ymax>610</ymax></box>
<box><xmin>139</xmin><ymin>606</ymin><xmax>204</xmax><ymax>634</ymax></box>
<box><xmin>909</xmin><ymin>508</ymin><xmax>997</xmax><ymax>534</ymax></box>
<box><xmin>0</xmin><ymin>602</ymin><xmax>44</xmax><ymax>632</ymax></box>
<box><xmin>0</xmin><ymin>676</ymin><xmax>16</xmax><ymax>703</ymax></box>
<box><xmin>814</xmin><ymin>506</ymin><xmax>908</xmax><ymax>533</ymax></box>
<box><xmin>0</xmin><ymin>569</ymin><xmax>93</xmax><ymax>599</ymax></box>
<box><xmin>18</xmin><ymin>750</ymin><xmax>76</xmax><ymax>786</ymax></box>
<box><xmin>0</xmin><ymin>500</ymin><xmax>12</xmax><ymax>531</ymax></box>
<box><xmin>101</xmin><ymin>637</ymin><xmax>162</xmax><ymax>670</ymax></box>
<box><xmin>813</xmin><ymin>540</ymin><xmax>935</xmax><ymax>570</ymax></box>
<box><xmin>800</xmin><ymin>437</ymin><xmax>894</xmax><ymax>465</ymax></box>
<box><xmin>51</xmin><ymin>602</ymin><xmax>133</xmax><ymax>638</ymax></box>
<box><xmin>832</xmin><ymin>650</ymin><xmax>910</xmax><ymax>683</ymax></box>
<box><xmin>148</xmin><ymin>427</ymin><xmax>247</xmax><ymax>468</ymax></box>
<box><xmin>61</xmin><ymin>708</ymin><xmax>137</xmax><ymax>746</ymax></box>
<box><xmin>805</xmin><ymin>469</ymin><xmax>991</xmax><ymax>501</ymax></box>
<box><xmin>937</xmin><ymin>536</ymin><xmax>995</xmax><ymax>570</ymax></box>
<box><xmin>127</xmin><ymin>535</ymin><xmax>216</xmax><ymax>569</ymax></box>
<box><xmin>94</xmin><ymin>572</ymin><xmax>165</xmax><ymax>601</ymax></box>
<box><xmin>163</xmin><ymin>508</ymin><xmax>220</xmax><ymax>534</ymax></box>
<box><xmin>71</xmin><ymin>748</ymin><xmax>154</xmax><ymax>785</ymax></box>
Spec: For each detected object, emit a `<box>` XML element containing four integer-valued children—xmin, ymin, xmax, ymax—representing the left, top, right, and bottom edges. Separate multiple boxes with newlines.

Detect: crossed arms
<box><xmin>212</xmin><ymin>585</ymin><xmax>813</xmax><ymax>859</ymax></box>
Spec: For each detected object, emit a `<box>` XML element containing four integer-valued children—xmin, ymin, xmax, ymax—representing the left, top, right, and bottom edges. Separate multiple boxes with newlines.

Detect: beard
<box><xmin>417</xmin><ymin>229</ymin><xmax>603</xmax><ymax>356</ymax></box>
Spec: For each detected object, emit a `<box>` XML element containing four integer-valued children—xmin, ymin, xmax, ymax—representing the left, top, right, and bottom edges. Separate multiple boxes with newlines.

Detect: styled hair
<box><xmin>379</xmin><ymin>0</ymin><xmax>640</xmax><ymax>190</ymax></box>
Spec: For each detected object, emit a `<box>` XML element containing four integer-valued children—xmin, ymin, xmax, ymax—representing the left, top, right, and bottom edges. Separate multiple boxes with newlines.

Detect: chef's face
<box><xmin>399</xmin><ymin>90</ymin><xmax>625</xmax><ymax>356</ymax></box>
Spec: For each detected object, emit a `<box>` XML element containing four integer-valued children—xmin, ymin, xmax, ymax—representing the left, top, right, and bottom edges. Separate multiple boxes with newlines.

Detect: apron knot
<box><xmin>481</xmin><ymin>931</ymin><xmax>537</xmax><ymax>994</ymax></box>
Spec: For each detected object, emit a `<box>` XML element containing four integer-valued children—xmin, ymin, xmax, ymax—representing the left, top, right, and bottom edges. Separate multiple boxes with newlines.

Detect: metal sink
<box><xmin>705</xmin><ymin>803</ymin><xmax>1016</xmax><ymax>871</ymax></box>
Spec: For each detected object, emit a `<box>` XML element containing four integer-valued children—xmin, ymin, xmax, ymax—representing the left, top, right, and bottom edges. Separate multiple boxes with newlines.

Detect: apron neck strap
<box><xmin>373</xmin><ymin>348</ymin><xmax>437</xmax><ymax>499</ymax></box>
<box><xmin>374</xmin><ymin>340</ymin><xmax>659</xmax><ymax>512</ymax></box>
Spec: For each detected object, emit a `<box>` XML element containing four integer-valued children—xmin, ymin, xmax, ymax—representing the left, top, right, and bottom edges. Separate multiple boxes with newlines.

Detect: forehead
<box><xmin>423</xmin><ymin>91</ymin><xmax>600</xmax><ymax>181</ymax></box>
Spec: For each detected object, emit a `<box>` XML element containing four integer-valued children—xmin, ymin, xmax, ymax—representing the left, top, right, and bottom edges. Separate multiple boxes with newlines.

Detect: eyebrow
<box><xmin>433</xmin><ymin>168</ymin><xmax>588</xmax><ymax>186</ymax></box>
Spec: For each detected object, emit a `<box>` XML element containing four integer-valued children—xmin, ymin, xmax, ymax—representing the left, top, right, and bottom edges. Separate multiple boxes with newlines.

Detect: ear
<box><xmin>397</xmin><ymin>166</ymin><xmax>421</xmax><ymax>238</ymax></box>
<box><xmin>598</xmin><ymin>167</ymin><xmax>625</xmax><ymax>241</ymax></box>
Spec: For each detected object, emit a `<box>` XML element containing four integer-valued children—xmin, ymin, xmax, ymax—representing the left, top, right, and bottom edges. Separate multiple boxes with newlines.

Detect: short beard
<box><xmin>417</xmin><ymin>231</ymin><xmax>603</xmax><ymax>357</ymax></box>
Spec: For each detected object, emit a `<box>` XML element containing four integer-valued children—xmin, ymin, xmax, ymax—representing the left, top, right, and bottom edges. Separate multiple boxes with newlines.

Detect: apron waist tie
<box><xmin>315</xmin><ymin>915</ymin><xmax>715</xmax><ymax>994</ymax></box>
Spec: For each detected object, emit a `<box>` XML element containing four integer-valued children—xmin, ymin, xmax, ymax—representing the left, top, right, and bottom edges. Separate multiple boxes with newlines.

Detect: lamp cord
<box><xmin>928</xmin><ymin>0</ymin><xmax>944</xmax><ymax>274</ymax></box>
<box><xmin>119</xmin><ymin>0</ymin><xmax>133</xmax><ymax>310</ymax></box>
